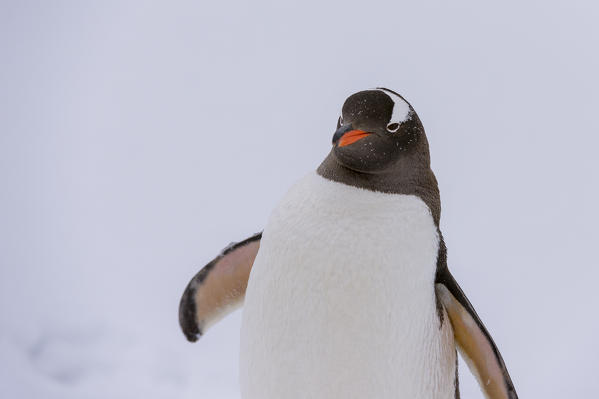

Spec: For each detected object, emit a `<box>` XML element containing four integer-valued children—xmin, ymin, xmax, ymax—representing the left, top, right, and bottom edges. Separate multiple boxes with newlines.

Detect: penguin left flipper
<box><xmin>436</xmin><ymin>267</ymin><xmax>518</xmax><ymax>399</ymax></box>
<box><xmin>178</xmin><ymin>232</ymin><xmax>261</xmax><ymax>342</ymax></box>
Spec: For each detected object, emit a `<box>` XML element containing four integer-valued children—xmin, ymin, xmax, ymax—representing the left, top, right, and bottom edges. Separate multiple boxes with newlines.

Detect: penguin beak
<box><xmin>332</xmin><ymin>124</ymin><xmax>372</xmax><ymax>147</ymax></box>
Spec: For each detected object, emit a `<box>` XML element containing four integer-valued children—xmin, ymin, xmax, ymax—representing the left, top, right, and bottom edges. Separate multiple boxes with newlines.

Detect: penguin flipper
<box><xmin>435</xmin><ymin>268</ymin><xmax>518</xmax><ymax>399</ymax></box>
<box><xmin>178</xmin><ymin>232</ymin><xmax>261</xmax><ymax>342</ymax></box>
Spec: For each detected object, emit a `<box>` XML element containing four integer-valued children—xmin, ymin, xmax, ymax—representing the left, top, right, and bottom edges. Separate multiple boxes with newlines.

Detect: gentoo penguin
<box><xmin>179</xmin><ymin>88</ymin><xmax>518</xmax><ymax>399</ymax></box>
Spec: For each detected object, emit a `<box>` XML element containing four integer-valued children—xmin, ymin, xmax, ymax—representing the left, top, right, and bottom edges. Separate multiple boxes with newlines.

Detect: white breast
<box><xmin>240</xmin><ymin>172</ymin><xmax>456</xmax><ymax>399</ymax></box>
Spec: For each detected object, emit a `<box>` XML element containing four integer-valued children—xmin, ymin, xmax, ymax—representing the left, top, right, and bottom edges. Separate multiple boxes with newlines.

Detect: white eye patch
<box><xmin>375</xmin><ymin>88</ymin><xmax>412</xmax><ymax>127</ymax></box>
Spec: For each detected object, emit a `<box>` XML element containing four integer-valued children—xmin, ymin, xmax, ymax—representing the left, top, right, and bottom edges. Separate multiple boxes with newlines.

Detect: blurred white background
<box><xmin>1</xmin><ymin>1</ymin><xmax>598</xmax><ymax>398</ymax></box>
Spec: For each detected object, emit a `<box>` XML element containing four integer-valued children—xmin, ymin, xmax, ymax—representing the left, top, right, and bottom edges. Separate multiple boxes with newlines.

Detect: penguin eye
<box><xmin>386</xmin><ymin>122</ymin><xmax>400</xmax><ymax>133</ymax></box>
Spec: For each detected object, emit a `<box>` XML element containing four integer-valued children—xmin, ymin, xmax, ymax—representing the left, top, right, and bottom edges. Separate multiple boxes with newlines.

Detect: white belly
<box><xmin>240</xmin><ymin>173</ymin><xmax>456</xmax><ymax>399</ymax></box>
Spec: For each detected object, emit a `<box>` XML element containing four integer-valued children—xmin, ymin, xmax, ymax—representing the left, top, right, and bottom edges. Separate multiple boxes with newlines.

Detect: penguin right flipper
<box><xmin>436</xmin><ymin>267</ymin><xmax>518</xmax><ymax>399</ymax></box>
<box><xmin>178</xmin><ymin>232</ymin><xmax>261</xmax><ymax>342</ymax></box>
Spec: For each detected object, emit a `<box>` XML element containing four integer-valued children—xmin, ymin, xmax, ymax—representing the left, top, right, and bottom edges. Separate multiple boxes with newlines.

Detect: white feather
<box><xmin>377</xmin><ymin>88</ymin><xmax>412</xmax><ymax>125</ymax></box>
<box><xmin>240</xmin><ymin>172</ymin><xmax>456</xmax><ymax>399</ymax></box>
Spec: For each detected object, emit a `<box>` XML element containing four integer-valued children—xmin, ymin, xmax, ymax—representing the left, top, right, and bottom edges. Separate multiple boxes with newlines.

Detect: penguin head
<box><xmin>331</xmin><ymin>88</ymin><xmax>425</xmax><ymax>173</ymax></box>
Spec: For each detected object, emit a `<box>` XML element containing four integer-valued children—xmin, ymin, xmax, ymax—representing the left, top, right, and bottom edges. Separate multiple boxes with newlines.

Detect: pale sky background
<box><xmin>1</xmin><ymin>1</ymin><xmax>598</xmax><ymax>398</ymax></box>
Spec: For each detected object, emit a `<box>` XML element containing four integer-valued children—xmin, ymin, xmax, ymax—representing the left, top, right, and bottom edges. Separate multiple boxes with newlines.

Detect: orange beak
<box><xmin>338</xmin><ymin>130</ymin><xmax>372</xmax><ymax>147</ymax></box>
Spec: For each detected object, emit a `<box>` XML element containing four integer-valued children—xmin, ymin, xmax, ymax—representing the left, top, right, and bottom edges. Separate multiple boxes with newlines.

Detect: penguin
<box><xmin>179</xmin><ymin>88</ymin><xmax>518</xmax><ymax>399</ymax></box>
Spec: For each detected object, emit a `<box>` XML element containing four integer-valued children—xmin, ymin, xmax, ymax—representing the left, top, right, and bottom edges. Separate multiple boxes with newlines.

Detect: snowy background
<box><xmin>1</xmin><ymin>1</ymin><xmax>598</xmax><ymax>398</ymax></box>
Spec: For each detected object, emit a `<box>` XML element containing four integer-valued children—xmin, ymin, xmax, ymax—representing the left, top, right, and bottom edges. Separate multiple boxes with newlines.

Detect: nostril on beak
<box><xmin>332</xmin><ymin>124</ymin><xmax>353</xmax><ymax>144</ymax></box>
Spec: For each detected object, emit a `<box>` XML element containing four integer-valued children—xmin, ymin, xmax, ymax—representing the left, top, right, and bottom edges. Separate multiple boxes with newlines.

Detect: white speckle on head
<box><xmin>375</xmin><ymin>88</ymin><xmax>412</xmax><ymax>126</ymax></box>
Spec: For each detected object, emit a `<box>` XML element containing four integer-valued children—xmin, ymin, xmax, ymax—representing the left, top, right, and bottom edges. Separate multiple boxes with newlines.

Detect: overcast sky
<box><xmin>1</xmin><ymin>1</ymin><xmax>598</xmax><ymax>398</ymax></box>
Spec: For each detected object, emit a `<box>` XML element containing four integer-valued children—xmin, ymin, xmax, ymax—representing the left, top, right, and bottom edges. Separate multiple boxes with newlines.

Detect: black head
<box><xmin>331</xmin><ymin>88</ymin><xmax>425</xmax><ymax>173</ymax></box>
<box><xmin>318</xmin><ymin>88</ymin><xmax>442</xmax><ymax>225</ymax></box>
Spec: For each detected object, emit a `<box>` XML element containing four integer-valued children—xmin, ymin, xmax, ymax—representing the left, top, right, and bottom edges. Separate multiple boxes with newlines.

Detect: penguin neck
<box><xmin>316</xmin><ymin>151</ymin><xmax>441</xmax><ymax>226</ymax></box>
